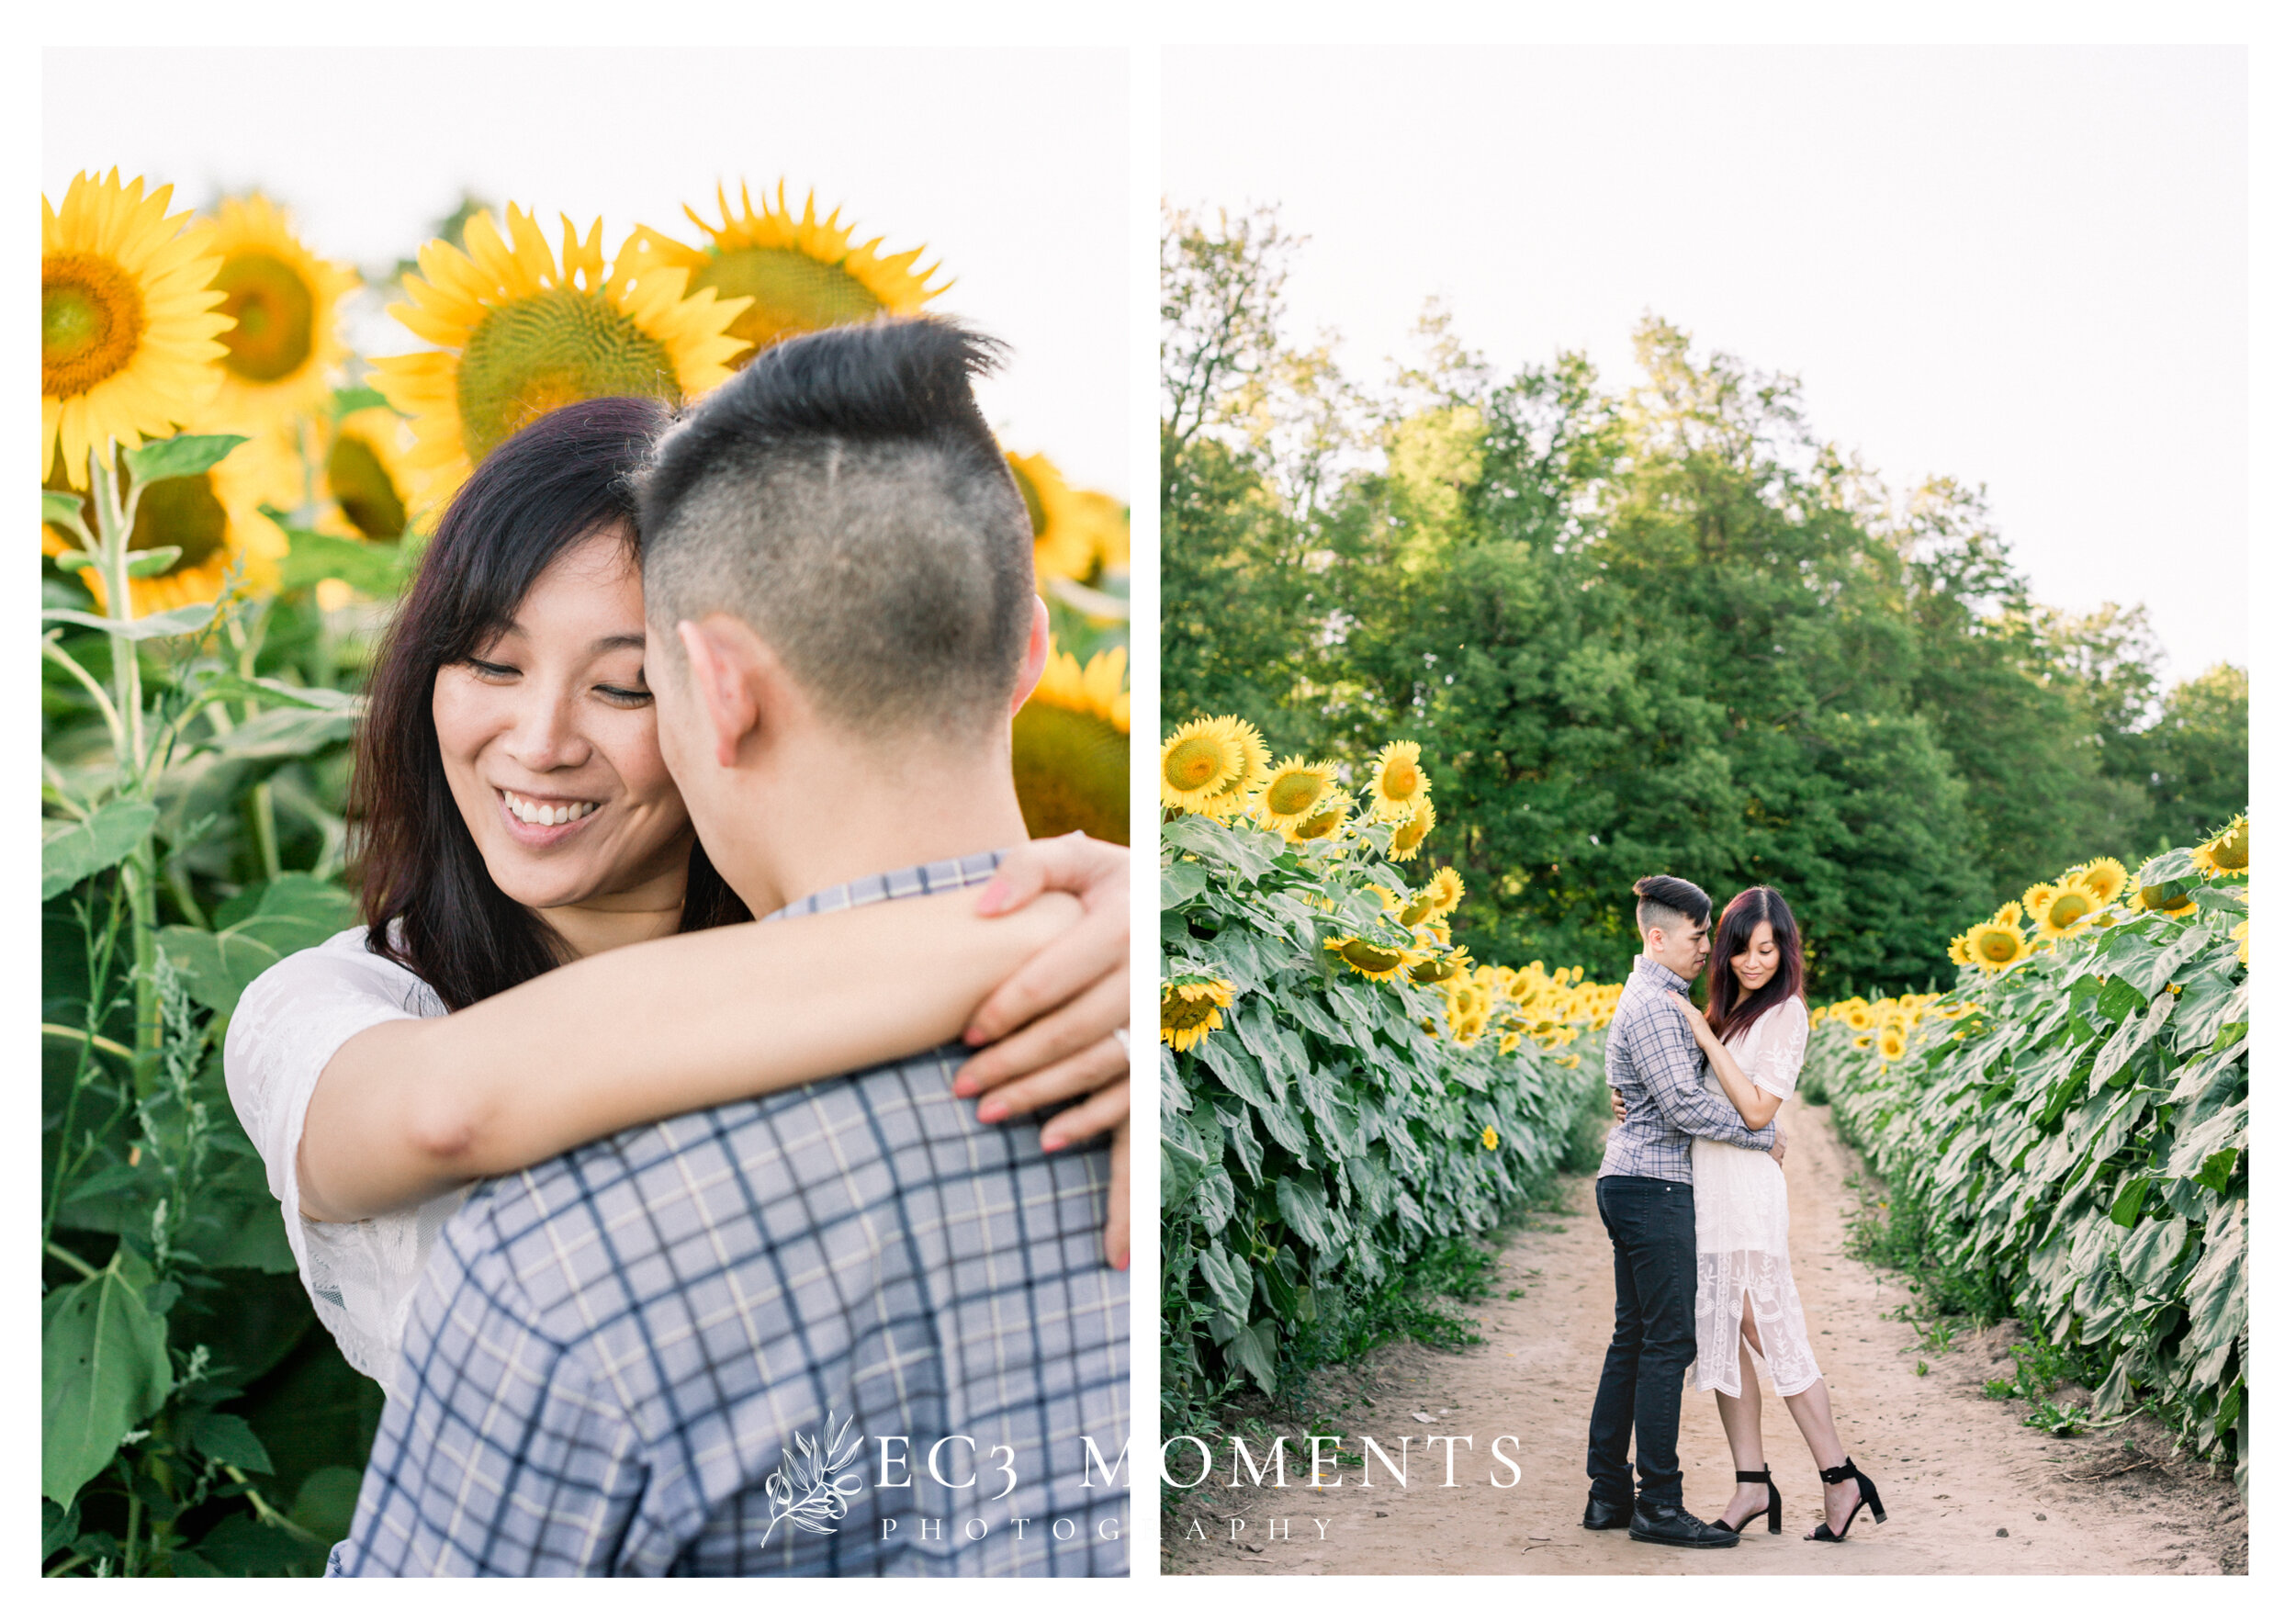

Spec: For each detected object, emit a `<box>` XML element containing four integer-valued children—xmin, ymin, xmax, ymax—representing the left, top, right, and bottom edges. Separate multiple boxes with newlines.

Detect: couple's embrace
<box><xmin>223</xmin><ymin>319</ymin><xmax>1129</xmax><ymax>1575</ymax></box>
<box><xmin>1584</xmin><ymin>875</ymin><xmax>1886</xmax><ymax>1550</ymax></box>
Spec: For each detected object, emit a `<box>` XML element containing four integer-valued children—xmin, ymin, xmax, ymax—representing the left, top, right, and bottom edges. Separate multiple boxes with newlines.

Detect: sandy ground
<box><xmin>1161</xmin><ymin>1095</ymin><xmax>2246</xmax><ymax>1575</ymax></box>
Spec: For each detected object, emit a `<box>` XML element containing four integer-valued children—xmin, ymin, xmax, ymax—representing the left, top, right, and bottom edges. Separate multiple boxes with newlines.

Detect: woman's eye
<box><xmin>596</xmin><ymin>683</ymin><xmax>652</xmax><ymax>705</ymax></box>
<box><xmin>467</xmin><ymin>658</ymin><xmax>517</xmax><ymax>680</ymax></box>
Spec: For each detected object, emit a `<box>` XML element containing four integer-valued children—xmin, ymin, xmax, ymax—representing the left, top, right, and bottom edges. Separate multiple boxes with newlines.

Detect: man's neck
<box><xmin>713</xmin><ymin>738</ymin><xmax>1033</xmax><ymax>917</ymax></box>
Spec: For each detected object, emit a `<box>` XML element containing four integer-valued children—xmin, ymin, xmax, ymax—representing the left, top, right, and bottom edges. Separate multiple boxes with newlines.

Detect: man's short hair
<box><xmin>638</xmin><ymin>318</ymin><xmax>1037</xmax><ymax>737</ymax></box>
<box><xmin>1633</xmin><ymin>873</ymin><xmax>1712</xmax><ymax>936</ymax></box>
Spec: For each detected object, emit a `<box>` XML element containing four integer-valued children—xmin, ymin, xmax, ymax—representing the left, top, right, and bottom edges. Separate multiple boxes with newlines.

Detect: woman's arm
<box><xmin>1665</xmin><ymin>992</ymin><xmax>1782</xmax><ymax>1131</ymax></box>
<box><xmin>297</xmin><ymin>886</ymin><xmax>1082</xmax><ymax>1223</ymax></box>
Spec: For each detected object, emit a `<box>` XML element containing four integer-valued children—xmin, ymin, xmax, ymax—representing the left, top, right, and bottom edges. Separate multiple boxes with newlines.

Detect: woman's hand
<box><xmin>950</xmin><ymin>832</ymin><xmax>1131</xmax><ymax>1268</ymax></box>
<box><xmin>1666</xmin><ymin>990</ymin><xmax>1717</xmax><ymax>1051</ymax></box>
<box><xmin>1610</xmin><ymin>1088</ymin><xmax>1626</xmax><ymax>1123</ymax></box>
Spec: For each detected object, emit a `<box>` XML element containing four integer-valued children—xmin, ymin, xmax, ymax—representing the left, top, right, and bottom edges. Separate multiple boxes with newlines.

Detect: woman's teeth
<box><xmin>505</xmin><ymin>794</ymin><xmax>598</xmax><ymax>827</ymax></box>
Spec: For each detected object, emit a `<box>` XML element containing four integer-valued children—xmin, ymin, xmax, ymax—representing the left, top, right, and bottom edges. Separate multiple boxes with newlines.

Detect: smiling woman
<box><xmin>219</xmin><ymin>396</ymin><xmax>1134</xmax><ymax>1403</ymax></box>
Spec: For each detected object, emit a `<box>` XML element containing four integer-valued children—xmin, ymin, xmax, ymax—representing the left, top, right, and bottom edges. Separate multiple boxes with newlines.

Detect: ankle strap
<box><xmin>1735</xmin><ymin>1468</ymin><xmax>1772</xmax><ymax>1483</ymax></box>
<box><xmin>1818</xmin><ymin>1458</ymin><xmax>1858</xmax><ymax>1484</ymax></box>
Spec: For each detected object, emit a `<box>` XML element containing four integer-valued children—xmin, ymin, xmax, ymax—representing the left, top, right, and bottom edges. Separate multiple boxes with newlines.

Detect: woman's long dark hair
<box><xmin>1705</xmin><ymin>885</ymin><xmax>1806</xmax><ymax>1046</ymax></box>
<box><xmin>350</xmin><ymin>397</ymin><xmax>748</xmax><ymax>1010</ymax></box>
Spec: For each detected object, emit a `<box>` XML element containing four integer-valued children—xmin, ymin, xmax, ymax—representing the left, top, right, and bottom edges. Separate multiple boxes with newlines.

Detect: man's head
<box><xmin>636</xmin><ymin>318</ymin><xmax>1049</xmax><ymax>890</ymax></box>
<box><xmin>1633</xmin><ymin>873</ymin><xmax>1713</xmax><ymax>980</ymax></box>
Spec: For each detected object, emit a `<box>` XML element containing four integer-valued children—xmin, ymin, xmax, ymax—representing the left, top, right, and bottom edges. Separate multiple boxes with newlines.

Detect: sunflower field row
<box><xmin>1803</xmin><ymin>817</ymin><xmax>2248</xmax><ymax>1490</ymax></box>
<box><xmin>41</xmin><ymin>168</ymin><xmax>1126</xmax><ymax>1577</ymax></box>
<box><xmin>1158</xmin><ymin>721</ymin><xmax>1616</xmax><ymax>1427</ymax></box>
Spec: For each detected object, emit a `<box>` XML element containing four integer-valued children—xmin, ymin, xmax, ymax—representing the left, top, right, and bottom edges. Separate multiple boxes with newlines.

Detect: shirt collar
<box><xmin>760</xmin><ymin>849</ymin><xmax>1007</xmax><ymax>923</ymax></box>
<box><xmin>1631</xmin><ymin>953</ymin><xmax>1691</xmax><ymax>995</ymax></box>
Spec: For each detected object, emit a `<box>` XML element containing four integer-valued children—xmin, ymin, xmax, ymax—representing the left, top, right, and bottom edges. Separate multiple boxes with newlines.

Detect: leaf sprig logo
<box><xmin>760</xmin><ymin>1411</ymin><xmax>866</xmax><ymax>1542</ymax></box>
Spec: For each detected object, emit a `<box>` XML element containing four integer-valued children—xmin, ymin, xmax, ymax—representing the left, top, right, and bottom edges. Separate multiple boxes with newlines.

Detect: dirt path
<box><xmin>1162</xmin><ymin>1096</ymin><xmax>2245</xmax><ymax>1575</ymax></box>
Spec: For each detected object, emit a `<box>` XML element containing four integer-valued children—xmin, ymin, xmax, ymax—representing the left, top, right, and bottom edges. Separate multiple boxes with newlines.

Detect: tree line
<box><xmin>1161</xmin><ymin>204</ymin><xmax>2248</xmax><ymax>996</ymax></box>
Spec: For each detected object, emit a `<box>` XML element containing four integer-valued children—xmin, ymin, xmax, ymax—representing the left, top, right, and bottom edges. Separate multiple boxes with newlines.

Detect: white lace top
<box><xmin>222</xmin><ymin>926</ymin><xmax>470</xmax><ymax>1402</ymax></box>
<box><xmin>1689</xmin><ymin>996</ymin><xmax>1819</xmax><ymax>1398</ymax></box>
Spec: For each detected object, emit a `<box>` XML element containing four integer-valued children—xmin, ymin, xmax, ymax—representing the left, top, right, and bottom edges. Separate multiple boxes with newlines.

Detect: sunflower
<box><xmin>1014</xmin><ymin>641</ymin><xmax>1128</xmax><ymax>844</ymax></box>
<box><xmin>1480</xmin><ymin>1125</ymin><xmax>1500</xmax><ymax>1151</ymax></box>
<box><xmin>1992</xmin><ymin>900</ymin><xmax>2024</xmax><ymax>929</ymax></box>
<box><xmin>47</xmin><ymin>427</ymin><xmax>290</xmax><ymax>616</ymax></box>
<box><xmin>1967</xmin><ymin>917</ymin><xmax>2033</xmax><ymax>973</ymax></box>
<box><xmin>1006</xmin><ymin>451</ymin><xmax>1099</xmax><ymax>582</ymax></box>
<box><xmin>2233</xmin><ymin>917</ymin><xmax>2248</xmax><ymax>967</ymax></box>
<box><xmin>2025</xmin><ymin>883</ymin><xmax>2100</xmax><ymax>940</ymax></box>
<box><xmin>200</xmin><ymin>193</ymin><xmax>359</xmax><ymax>435</ymax></box>
<box><xmin>1289</xmin><ymin>794</ymin><xmax>1353</xmax><ymax>843</ymax></box>
<box><xmin>1388</xmin><ymin>795</ymin><xmax>1437</xmax><ymax>861</ymax></box>
<box><xmin>2193</xmin><ymin>815</ymin><xmax>2248</xmax><ymax>879</ymax></box>
<box><xmin>1408</xmin><ymin>946</ymin><xmax>1471</xmax><ymax>985</ymax></box>
<box><xmin>1367</xmin><ymin>740</ymin><xmax>1430</xmax><ymax>822</ymax></box>
<box><xmin>1395</xmin><ymin>887</ymin><xmax>1440</xmax><ymax>928</ymax></box>
<box><xmin>1255</xmin><ymin>757</ymin><xmax>1342</xmax><ymax>836</ymax></box>
<box><xmin>1840</xmin><ymin>1004</ymin><xmax>1876</xmax><ymax>1033</ymax></box>
<box><xmin>375</xmin><ymin>205</ymin><xmax>748</xmax><ymax>511</ymax></box>
<box><xmin>1159</xmin><ymin>716</ymin><xmax>1244</xmax><ymax>814</ymax></box>
<box><xmin>628</xmin><ymin>181</ymin><xmax>943</xmax><ymax>366</ymax></box>
<box><xmin>313</xmin><ymin>406</ymin><xmax>424</xmax><ymax>539</ymax></box>
<box><xmin>1161</xmin><ymin>977</ymin><xmax>1236</xmax><ymax>1053</ymax></box>
<box><xmin>1201</xmin><ymin>715</ymin><xmax>1273</xmax><ymax>816</ymax></box>
<box><xmin>2136</xmin><ymin>884</ymin><xmax>2200</xmax><ymax>919</ymax></box>
<box><xmin>42</xmin><ymin>170</ymin><xmax>231</xmax><ymax>487</ymax></box>
<box><xmin>2066</xmin><ymin>856</ymin><xmax>2131</xmax><ymax>908</ymax></box>
<box><xmin>1423</xmin><ymin>866</ymin><xmax>1466</xmax><ymax>917</ymax></box>
<box><xmin>1879</xmin><ymin>1027</ymin><xmax>1909</xmax><ymax>1063</ymax></box>
<box><xmin>1946</xmin><ymin>930</ymin><xmax>1973</xmax><ymax>968</ymax></box>
<box><xmin>1323</xmin><ymin>934</ymin><xmax>1421</xmax><ymax>983</ymax></box>
<box><xmin>1075</xmin><ymin>488</ymin><xmax>1130</xmax><ymax>576</ymax></box>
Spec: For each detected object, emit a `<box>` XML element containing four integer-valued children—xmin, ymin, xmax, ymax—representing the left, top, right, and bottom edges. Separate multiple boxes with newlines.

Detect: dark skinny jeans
<box><xmin>1585</xmin><ymin>1174</ymin><xmax>1698</xmax><ymax>1506</ymax></box>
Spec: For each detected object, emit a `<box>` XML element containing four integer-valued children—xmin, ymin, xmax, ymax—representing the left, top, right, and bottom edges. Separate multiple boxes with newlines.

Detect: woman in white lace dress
<box><xmin>224</xmin><ymin>399</ymin><xmax>1132</xmax><ymax>1403</ymax></box>
<box><xmin>1667</xmin><ymin>885</ymin><xmax>1886</xmax><ymax>1543</ymax></box>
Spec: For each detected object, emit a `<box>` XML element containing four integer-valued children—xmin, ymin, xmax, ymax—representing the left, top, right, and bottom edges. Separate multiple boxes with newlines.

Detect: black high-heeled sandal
<box><xmin>1714</xmin><ymin>1466</ymin><xmax>1783</xmax><ymax>1535</ymax></box>
<box><xmin>1806</xmin><ymin>1456</ymin><xmax>1887</xmax><ymax>1541</ymax></box>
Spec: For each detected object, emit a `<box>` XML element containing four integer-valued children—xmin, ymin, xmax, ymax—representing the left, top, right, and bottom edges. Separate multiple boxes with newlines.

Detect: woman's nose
<box><xmin>501</xmin><ymin>691</ymin><xmax>591</xmax><ymax>771</ymax></box>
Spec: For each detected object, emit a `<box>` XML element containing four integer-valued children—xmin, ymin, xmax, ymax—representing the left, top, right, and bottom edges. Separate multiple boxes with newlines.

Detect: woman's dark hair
<box><xmin>1705</xmin><ymin>885</ymin><xmax>1806</xmax><ymax>1045</ymax></box>
<box><xmin>350</xmin><ymin>397</ymin><xmax>748</xmax><ymax>1010</ymax></box>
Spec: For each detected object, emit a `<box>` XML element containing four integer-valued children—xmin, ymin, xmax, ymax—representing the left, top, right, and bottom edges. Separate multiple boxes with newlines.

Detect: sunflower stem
<box><xmin>90</xmin><ymin>444</ymin><xmax>163</xmax><ymax>1093</ymax></box>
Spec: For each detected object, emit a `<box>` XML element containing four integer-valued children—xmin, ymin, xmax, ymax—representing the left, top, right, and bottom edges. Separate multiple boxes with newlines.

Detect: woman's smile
<box><xmin>495</xmin><ymin>787</ymin><xmax>607</xmax><ymax>845</ymax></box>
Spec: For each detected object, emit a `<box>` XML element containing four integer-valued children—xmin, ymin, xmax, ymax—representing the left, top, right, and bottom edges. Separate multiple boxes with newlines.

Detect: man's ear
<box><xmin>676</xmin><ymin>617</ymin><xmax>762</xmax><ymax>769</ymax></box>
<box><xmin>1007</xmin><ymin>597</ymin><xmax>1052</xmax><ymax>718</ymax></box>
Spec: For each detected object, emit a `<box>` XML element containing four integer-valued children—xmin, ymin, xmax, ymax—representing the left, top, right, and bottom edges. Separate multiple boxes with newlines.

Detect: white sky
<box><xmin>1165</xmin><ymin>44</ymin><xmax>2246</xmax><ymax>685</ymax></box>
<box><xmin>42</xmin><ymin>46</ymin><xmax>1130</xmax><ymax>501</ymax></box>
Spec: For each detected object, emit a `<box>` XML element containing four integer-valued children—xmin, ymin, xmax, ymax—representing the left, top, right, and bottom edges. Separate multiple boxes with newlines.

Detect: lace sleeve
<box><xmin>1745</xmin><ymin>998</ymin><xmax>1810</xmax><ymax>1099</ymax></box>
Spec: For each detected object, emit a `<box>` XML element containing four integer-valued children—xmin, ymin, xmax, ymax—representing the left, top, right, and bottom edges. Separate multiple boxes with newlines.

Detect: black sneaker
<box><xmin>1628</xmin><ymin>1499</ymin><xmax>1742</xmax><ymax>1548</ymax></box>
<box><xmin>1582</xmin><ymin>1491</ymin><xmax>1633</xmax><ymax>1530</ymax></box>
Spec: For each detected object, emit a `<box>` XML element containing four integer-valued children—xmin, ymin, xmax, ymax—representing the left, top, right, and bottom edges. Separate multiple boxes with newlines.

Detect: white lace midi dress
<box><xmin>1689</xmin><ymin>996</ymin><xmax>1822</xmax><ymax>1398</ymax></box>
<box><xmin>221</xmin><ymin>925</ymin><xmax>471</xmax><ymax>1404</ymax></box>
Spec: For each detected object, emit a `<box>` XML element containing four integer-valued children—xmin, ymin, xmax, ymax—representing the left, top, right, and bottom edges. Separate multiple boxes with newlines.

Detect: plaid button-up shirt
<box><xmin>332</xmin><ymin>850</ymin><xmax>1129</xmax><ymax>1577</ymax></box>
<box><xmin>1595</xmin><ymin>955</ymin><xmax>1775</xmax><ymax>1184</ymax></box>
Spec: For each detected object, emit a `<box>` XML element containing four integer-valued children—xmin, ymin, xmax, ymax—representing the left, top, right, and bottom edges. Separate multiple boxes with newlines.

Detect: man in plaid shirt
<box><xmin>334</xmin><ymin>320</ymin><xmax>1128</xmax><ymax>1576</ymax></box>
<box><xmin>1582</xmin><ymin>874</ymin><xmax>1782</xmax><ymax>1550</ymax></box>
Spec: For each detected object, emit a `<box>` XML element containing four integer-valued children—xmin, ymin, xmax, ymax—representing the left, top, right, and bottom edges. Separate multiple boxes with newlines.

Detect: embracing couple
<box><xmin>1582</xmin><ymin>875</ymin><xmax>1886</xmax><ymax>1550</ymax></box>
<box><xmin>223</xmin><ymin>319</ymin><xmax>1129</xmax><ymax>1575</ymax></box>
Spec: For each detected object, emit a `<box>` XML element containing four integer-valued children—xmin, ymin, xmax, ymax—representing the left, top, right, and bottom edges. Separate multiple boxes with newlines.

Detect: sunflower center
<box><xmin>57</xmin><ymin>466</ymin><xmax>230</xmax><ymax>578</ymax></box>
<box><xmin>1295</xmin><ymin>806</ymin><xmax>1344</xmax><ymax>839</ymax></box>
<box><xmin>1399</xmin><ymin>893</ymin><xmax>1435</xmax><ymax>927</ymax></box>
<box><xmin>456</xmin><ymin>290</ymin><xmax>679</xmax><ymax>463</ymax></box>
<box><xmin>1394</xmin><ymin>816</ymin><xmax>1430</xmax><ymax>852</ymax></box>
<box><xmin>327</xmin><ymin>431</ymin><xmax>408</xmax><ymax>540</ymax></box>
<box><xmin>1340</xmin><ymin>940</ymin><xmax>1404</xmax><ymax>973</ymax></box>
<box><xmin>1164</xmin><ymin>736</ymin><xmax>1227</xmax><ymax>791</ymax></box>
<box><xmin>1163</xmin><ymin>995</ymin><xmax>1217</xmax><ymax>1032</ymax></box>
<box><xmin>1380</xmin><ymin>759</ymin><xmax>1423</xmax><ymax>800</ymax></box>
<box><xmin>43</xmin><ymin>253</ymin><xmax>147</xmax><ymax>400</ymax></box>
<box><xmin>1976</xmin><ymin>930</ymin><xmax>2018</xmax><ymax>964</ymax></box>
<box><xmin>1266</xmin><ymin>770</ymin><xmax>1324</xmax><ymax>817</ymax></box>
<box><xmin>695</xmin><ymin>246</ymin><xmax>888</xmax><ymax>364</ymax></box>
<box><xmin>213</xmin><ymin>251</ymin><xmax>316</xmax><ymax>383</ymax></box>
<box><xmin>2047</xmin><ymin>892</ymin><xmax>2091</xmax><ymax>929</ymax></box>
<box><xmin>2212</xmin><ymin>826</ymin><xmax>2247</xmax><ymax>869</ymax></box>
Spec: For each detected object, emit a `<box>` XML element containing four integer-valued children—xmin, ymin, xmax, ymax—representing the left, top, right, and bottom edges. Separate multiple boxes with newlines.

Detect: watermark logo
<box><xmin>760</xmin><ymin>1410</ymin><xmax>866</xmax><ymax>1542</ymax></box>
